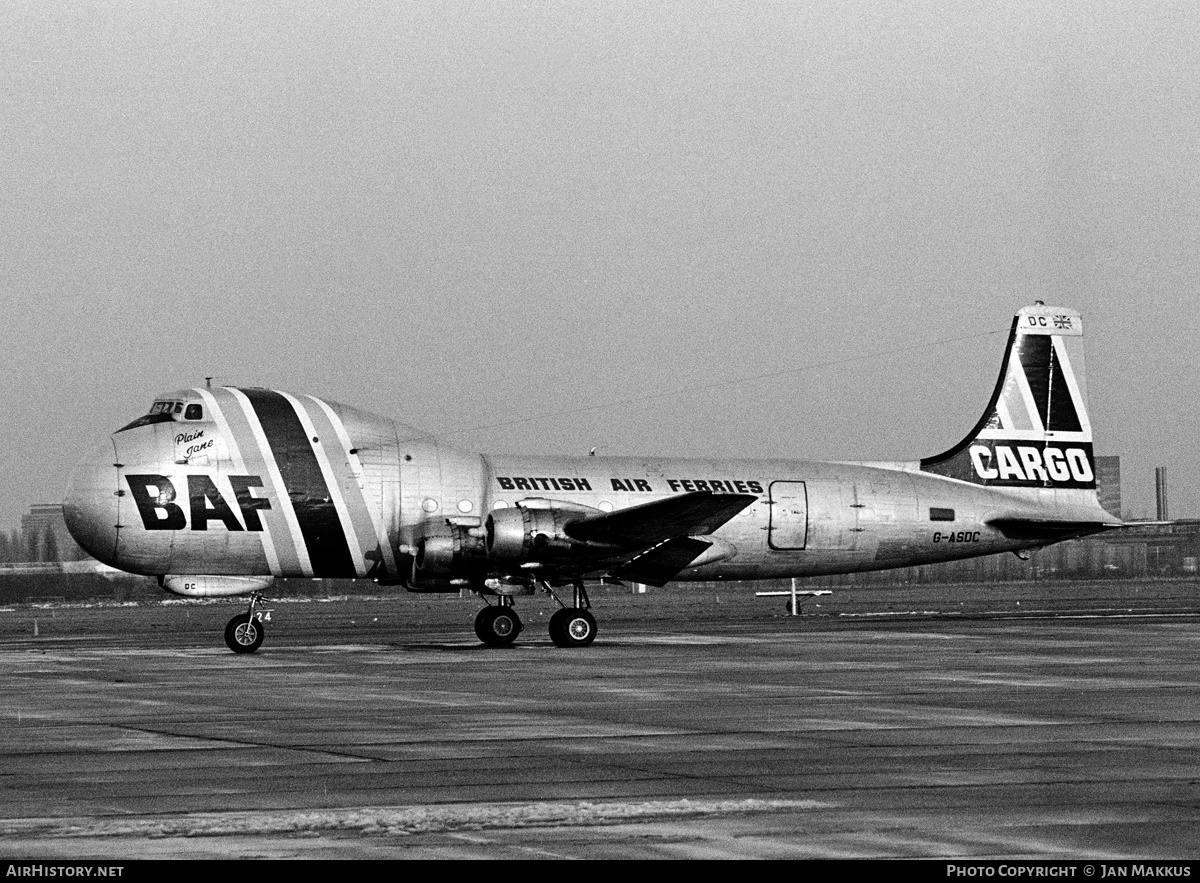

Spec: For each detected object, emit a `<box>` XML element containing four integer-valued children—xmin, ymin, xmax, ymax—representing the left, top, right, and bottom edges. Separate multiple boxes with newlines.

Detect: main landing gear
<box><xmin>474</xmin><ymin>597</ymin><xmax>523</xmax><ymax>647</ymax></box>
<box><xmin>473</xmin><ymin>580</ymin><xmax>597</xmax><ymax>648</ymax></box>
<box><xmin>548</xmin><ymin>581</ymin><xmax>596</xmax><ymax>647</ymax></box>
<box><xmin>224</xmin><ymin>593</ymin><xmax>273</xmax><ymax>654</ymax></box>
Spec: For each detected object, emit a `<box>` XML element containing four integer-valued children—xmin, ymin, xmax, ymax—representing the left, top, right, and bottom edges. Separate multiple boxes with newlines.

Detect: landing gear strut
<box><xmin>224</xmin><ymin>593</ymin><xmax>272</xmax><ymax>654</ymax></box>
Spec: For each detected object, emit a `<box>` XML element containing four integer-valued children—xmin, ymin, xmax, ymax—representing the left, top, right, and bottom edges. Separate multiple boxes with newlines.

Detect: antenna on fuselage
<box><xmin>205</xmin><ymin>377</ymin><xmax>213</xmax><ymax>389</ymax></box>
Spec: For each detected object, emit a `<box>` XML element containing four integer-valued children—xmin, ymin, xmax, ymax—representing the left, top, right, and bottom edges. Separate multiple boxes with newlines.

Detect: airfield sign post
<box><xmin>754</xmin><ymin>581</ymin><xmax>832</xmax><ymax>615</ymax></box>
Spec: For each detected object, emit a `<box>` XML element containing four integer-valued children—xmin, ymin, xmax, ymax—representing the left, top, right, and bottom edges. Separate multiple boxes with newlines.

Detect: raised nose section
<box><xmin>63</xmin><ymin>437</ymin><xmax>121</xmax><ymax>566</ymax></box>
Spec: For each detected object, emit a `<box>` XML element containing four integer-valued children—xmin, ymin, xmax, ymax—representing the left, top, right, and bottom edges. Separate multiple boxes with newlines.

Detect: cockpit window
<box><xmin>117</xmin><ymin>398</ymin><xmax>204</xmax><ymax>432</ymax></box>
<box><xmin>117</xmin><ymin>413</ymin><xmax>175</xmax><ymax>433</ymax></box>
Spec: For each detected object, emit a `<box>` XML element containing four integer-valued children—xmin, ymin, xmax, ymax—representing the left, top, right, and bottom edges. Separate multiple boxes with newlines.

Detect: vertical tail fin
<box><xmin>920</xmin><ymin>304</ymin><xmax>1095</xmax><ymax>490</ymax></box>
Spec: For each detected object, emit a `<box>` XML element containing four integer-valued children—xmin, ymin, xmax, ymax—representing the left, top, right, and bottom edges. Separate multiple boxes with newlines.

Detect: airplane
<box><xmin>62</xmin><ymin>303</ymin><xmax>1121</xmax><ymax>653</ymax></box>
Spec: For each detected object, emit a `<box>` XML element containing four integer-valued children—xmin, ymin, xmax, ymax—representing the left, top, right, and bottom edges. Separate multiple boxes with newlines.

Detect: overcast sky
<box><xmin>2</xmin><ymin>1</ymin><xmax>1199</xmax><ymax>530</ymax></box>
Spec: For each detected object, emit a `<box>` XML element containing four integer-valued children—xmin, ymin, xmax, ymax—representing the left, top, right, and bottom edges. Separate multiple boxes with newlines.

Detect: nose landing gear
<box><xmin>224</xmin><ymin>593</ymin><xmax>272</xmax><ymax>654</ymax></box>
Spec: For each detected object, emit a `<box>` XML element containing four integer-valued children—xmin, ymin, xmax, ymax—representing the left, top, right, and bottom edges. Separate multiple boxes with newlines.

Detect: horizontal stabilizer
<box><xmin>612</xmin><ymin>537</ymin><xmax>715</xmax><ymax>587</ymax></box>
<box><xmin>986</xmin><ymin>518</ymin><xmax>1119</xmax><ymax>543</ymax></box>
<box><xmin>565</xmin><ymin>491</ymin><xmax>757</xmax><ymax>548</ymax></box>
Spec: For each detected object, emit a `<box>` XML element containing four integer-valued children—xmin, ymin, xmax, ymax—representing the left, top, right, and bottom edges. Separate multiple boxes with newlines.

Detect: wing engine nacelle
<box><xmin>408</xmin><ymin>499</ymin><xmax>624</xmax><ymax>589</ymax></box>
<box><xmin>407</xmin><ymin>520</ymin><xmax>488</xmax><ymax>592</ymax></box>
<box><xmin>486</xmin><ymin>498</ymin><xmax>616</xmax><ymax>564</ymax></box>
<box><xmin>160</xmin><ymin>575</ymin><xmax>275</xmax><ymax>598</ymax></box>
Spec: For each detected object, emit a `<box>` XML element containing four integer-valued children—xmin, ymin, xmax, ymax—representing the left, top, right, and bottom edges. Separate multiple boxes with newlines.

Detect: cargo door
<box><xmin>768</xmin><ymin>480</ymin><xmax>808</xmax><ymax>550</ymax></box>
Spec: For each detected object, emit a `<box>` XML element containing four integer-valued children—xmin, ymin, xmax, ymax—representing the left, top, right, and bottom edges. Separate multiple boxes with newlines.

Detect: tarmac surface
<box><xmin>1</xmin><ymin>580</ymin><xmax>1199</xmax><ymax>860</ymax></box>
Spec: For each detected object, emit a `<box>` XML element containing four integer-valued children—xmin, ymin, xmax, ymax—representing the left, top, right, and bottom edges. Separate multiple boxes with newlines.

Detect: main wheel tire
<box><xmin>474</xmin><ymin>606</ymin><xmax>522</xmax><ymax>647</ymax></box>
<box><xmin>224</xmin><ymin>613</ymin><xmax>264</xmax><ymax>654</ymax></box>
<box><xmin>549</xmin><ymin>608</ymin><xmax>597</xmax><ymax>648</ymax></box>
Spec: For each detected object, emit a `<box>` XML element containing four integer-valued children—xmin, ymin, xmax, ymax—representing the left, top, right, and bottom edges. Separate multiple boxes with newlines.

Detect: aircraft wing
<box><xmin>564</xmin><ymin>491</ymin><xmax>758</xmax><ymax>548</ymax></box>
<box><xmin>610</xmin><ymin>536</ymin><xmax>716</xmax><ymax>586</ymax></box>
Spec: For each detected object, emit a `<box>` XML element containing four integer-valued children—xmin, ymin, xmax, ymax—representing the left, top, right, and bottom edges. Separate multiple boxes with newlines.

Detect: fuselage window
<box><xmin>929</xmin><ymin>507</ymin><xmax>956</xmax><ymax>522</ymax></box>
<box><xmin>184</xmin><ymin>404</ymin><xmax>204</xmax><ymax>421</ymax></box>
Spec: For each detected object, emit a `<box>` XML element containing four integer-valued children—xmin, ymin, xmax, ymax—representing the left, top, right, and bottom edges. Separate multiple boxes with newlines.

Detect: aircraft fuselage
<box><xmin>64</xmin><ymin>388</ymin><xmax>1105</xmax><ymax>586</ymax></box>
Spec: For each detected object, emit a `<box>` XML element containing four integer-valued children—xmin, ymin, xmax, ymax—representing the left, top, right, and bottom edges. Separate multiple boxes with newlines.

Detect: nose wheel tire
<box><xmin>474</xmin><ymin>606</ymin><xmax>522</xmax><ymax>647</ymax></box>
<box><xmin>224</xmin><ymin>613</ymin><xmax>265</xmax><ymax>654</ymax></box>
<box><xmin>549</xmin><ymin>609</ymin><xmax>597</xmax><ymax>647</ymax></box>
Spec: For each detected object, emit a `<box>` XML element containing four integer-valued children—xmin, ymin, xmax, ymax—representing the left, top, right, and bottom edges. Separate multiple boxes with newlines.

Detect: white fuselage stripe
<box><xmin>229</xmin><ymin>387</ymin><xmax>314</xmax><ymax>576</ymax></box>
<box><xmin>306</xmin><ymin>395</ymin><xmax>399</xmax><ymax>578</ymax></box>
<box><xmin>193</xmin><ymin>387</ymin><xmax>281</xmax><ymax>575</ymax></box>
<box><xmin>278</xmin><ymin>391</ymin><xmax>367</xmax><ymax>578</ymax></box>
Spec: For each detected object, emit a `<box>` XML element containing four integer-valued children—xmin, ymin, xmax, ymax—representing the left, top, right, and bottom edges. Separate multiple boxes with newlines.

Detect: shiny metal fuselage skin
<box><xmin>63</xmin><ymin>387</ymin><xmax>1110</xmax><ymax>585</ymax></box>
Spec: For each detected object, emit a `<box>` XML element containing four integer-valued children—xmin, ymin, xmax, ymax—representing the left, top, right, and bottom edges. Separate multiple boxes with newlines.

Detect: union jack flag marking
<box><xmin>1054</xmin><ymin>315</ymin><xmax>1073</xmax><ymax>329</ymax></box>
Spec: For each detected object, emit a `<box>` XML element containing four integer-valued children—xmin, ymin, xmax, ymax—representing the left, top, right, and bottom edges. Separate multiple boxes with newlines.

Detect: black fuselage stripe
<box><xmin>242</xmin><ymin>389</ymin><xmax>355</xmax><ymax>577</ymax></box>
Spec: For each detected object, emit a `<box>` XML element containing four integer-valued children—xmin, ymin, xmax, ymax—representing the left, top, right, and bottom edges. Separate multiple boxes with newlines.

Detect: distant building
<box><xmin>1094</xmin><ymin>456</ymin><xmax>1121</xmax><ymax>519</ymax></box>
<box><xmin>20</xmin><ymin>504</ymin><xmax>86</xmax><ymax>562</ymax></box>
